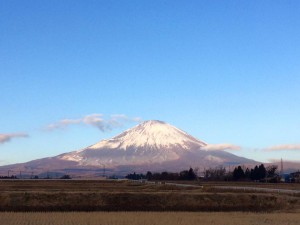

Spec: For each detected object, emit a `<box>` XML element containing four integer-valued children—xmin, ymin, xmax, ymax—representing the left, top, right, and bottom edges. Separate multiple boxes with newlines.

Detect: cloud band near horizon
<box><xmin>202</xmin><ymin>143</ymin><xmax>241</xmax><ymax>151</ymax></box>
<box><xmin>264</xmin><ymin>144</ymin><xmax>300</xmax><ymax>151</ymax></box>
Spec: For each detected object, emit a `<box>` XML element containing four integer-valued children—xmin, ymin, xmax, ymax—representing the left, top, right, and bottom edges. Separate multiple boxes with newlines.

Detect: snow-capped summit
<box><xmin>88</xmin><ymin>120</ymin><xmax>207</xmax><ymax>151</ymax></box>
<box><xmin>59</xmin><ymin>120</ymin><xmax>207</xmax><ymax>166</ymax></box>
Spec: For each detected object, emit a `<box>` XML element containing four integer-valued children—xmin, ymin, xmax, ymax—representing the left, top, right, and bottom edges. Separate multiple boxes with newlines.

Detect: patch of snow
<box><xmin>89</xmin><ymin>120</ymin><xmax>206</xmax><ymax>151</ymax></box>
<box><xmin>204</xmin><ymin>155</ymin><xmax>224</xmax><ymax>163</ymax></box>
<box><xmin>60</xmin><ymin>154</ymin><xmax>83</xmax><ymax>162</ymax></box>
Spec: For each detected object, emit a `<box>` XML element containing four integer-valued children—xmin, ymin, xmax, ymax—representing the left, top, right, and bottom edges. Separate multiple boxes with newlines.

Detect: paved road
<box><xmin>159</xmin><ymin>183</ymin><xmax>300</xmax><ymax>194</ymax></box>
<box><xmin>164</xmin><ymin>182</ymin><xmax>203</xmax><ymax>188</ymax></box>
<box><xmin>212</xmin><ymin>185</ymin><xmax>300</xmax><ymax>194</ymax></box>
<box><xmin>131</xmin><ymin>180</ymin><xmax>203</xmax><ymax>188</ymax></box>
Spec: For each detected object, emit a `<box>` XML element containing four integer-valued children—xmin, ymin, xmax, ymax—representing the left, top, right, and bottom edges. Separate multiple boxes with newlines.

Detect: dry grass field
<box><xmin>207</xmin><ymin>182</ymin><xmax>300</xmax><ymax>191</ymax></box>
<box><xmin>1</xmin><ymin>212</ymin><xmax>300</xmax><ymax>225</ymax></box>
<box><xmin>0</xmin><ymin>180</ymin><xmax>299</xmax><ymax>212</ymax></box>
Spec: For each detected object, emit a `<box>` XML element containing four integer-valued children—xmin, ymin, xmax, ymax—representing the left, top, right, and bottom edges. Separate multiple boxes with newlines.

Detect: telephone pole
<box><xmin>280</xmin><ymin>158</ymin><xmax>284</xmax><ymax>175</ymax></box>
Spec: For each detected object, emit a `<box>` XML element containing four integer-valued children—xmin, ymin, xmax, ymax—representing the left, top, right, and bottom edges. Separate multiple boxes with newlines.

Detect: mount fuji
<box><xmin>0</xmin><ymin>120</ymin><xmax>258</xmax><ymax>177</ymax></box>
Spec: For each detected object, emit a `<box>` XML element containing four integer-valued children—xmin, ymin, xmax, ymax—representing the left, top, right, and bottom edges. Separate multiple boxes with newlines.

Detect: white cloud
<box><xmin>202</xmin><ymin>143</ymin><xmax>241</xmax><ymax>151</ymax></box>
<box><xmin>264</xmin><ymin>144</ymin><xmax>300</xmax><ymax>151</ymax></box>
<box><xmin>45</xmin><ymin>114</ymin><xmax>141</xmax><ymax>132</ymax></box>
<box><xmin>46</xmin><ymin>118</ymin><xmax>81</xmax><ymax>130</ymax></box>
<box><xmin>82</xmin><ymin>114</ymin><xmax>107</xmax><ymax>131</ymax></box>
<box><xmin>0</xmin><ymin>133</ymin><xmax>29</xmax><ymax>144</ymax></box>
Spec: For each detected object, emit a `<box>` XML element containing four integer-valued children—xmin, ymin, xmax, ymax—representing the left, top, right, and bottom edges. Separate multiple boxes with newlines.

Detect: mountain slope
<box><xmin>58</xmin><ymin>120</ymin><xmax>207</xmax><ymax>167</ymax></box>
<box><xmin>0</xmin><ymin>120</ymin><xmax>258</xmax><ymax>176</ymax></box>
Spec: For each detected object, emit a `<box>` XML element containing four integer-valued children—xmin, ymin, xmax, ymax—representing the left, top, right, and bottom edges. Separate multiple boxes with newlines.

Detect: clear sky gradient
<box><xmin>1</xmin><ymin>1</ymin><xmax>300</xmax><ymax>165</ymax></box>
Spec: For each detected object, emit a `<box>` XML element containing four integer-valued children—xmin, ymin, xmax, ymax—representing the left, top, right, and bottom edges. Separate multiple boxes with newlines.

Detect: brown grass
<box><xmin>204</xmin><ymin>181</ymin><xmax>300</xmax><ymax>191</ymax></box>
<box><xmin>1</xmin><ymin>212</ymin><xmax>300</xmax><ymax>225</ymax></box>
<box><xmin>0</xmin><ymin>180</ymin><xmax>299</xmax><ymax>212</ymax></box>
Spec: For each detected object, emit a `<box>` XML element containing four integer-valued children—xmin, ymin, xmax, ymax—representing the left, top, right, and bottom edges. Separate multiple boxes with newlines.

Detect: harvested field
<box><xmin>0</xmin><ymin>180</ymin><xmax>299</xmax><ymax>212</ymax></box>
<box><xmin>1</xmin><ymin>212</ymin><xmax>300</xmax><ymax>225</ymax></box>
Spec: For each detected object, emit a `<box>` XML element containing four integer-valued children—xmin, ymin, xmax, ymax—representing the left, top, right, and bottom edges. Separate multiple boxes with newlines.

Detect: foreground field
<box><xmin>0</xmin><ymin>180</ymin><xmax>299</xmax><ymax>212</ymax></box>
<box><xmin>1</xmin><ymin>212</ymin><xmax>300</xmax><ymax>225</ymax></box>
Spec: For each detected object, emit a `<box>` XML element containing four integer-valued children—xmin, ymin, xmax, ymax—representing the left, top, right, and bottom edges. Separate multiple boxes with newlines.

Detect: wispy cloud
<box><xmin>202</xmin><ymin>143</ymin><xmax>241</xmax><ymax>151</ymax></box>
<box><xmin>264</xmin><ymin>144</ymin><xmax>300</xmax><ymax>151</ymax></box>
<box><xmin>46</xmin><ymin>118</ymin><xmax>81</xmax><ymax>130</ymax></box>
<box><xmin>45</xmin><ymin>114</ymin><xmax>142</xmax><ymax>132</ymax></box>
<box><xmin>0</xmin><ymin>133</ymin><xmax>29</xmax><ymax>144</ymax></box>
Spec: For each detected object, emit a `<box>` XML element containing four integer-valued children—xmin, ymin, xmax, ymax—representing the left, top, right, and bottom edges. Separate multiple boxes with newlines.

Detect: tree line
<box><xmin>125</xmin><ymin>168</ymin><xmax>197</xmax><ymax>181</ymax></box>
<box><xmin>232</xmin><ymin>164</ymin><xmax>279</xmax><ymax>181</ymax></box>
<box><xmin>126</xmin><ymin>164</ymin><xmax>280</xmax><ymax>182</ymax></box>
<box><xmin>203</xmin><ymin>164</ymin><xmax>279</xmax><ymax>181</ymax></box>
<box><xmin>0</xmin><ymin>175</ymin><xmax>17</xmax><ymax>179</ymax></box>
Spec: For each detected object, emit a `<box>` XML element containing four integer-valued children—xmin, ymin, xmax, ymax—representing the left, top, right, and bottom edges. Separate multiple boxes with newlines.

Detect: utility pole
<box><xmin>280</xmin><ymin>158</ymin><xmax>284</xmax><ymax>175</ymax></box>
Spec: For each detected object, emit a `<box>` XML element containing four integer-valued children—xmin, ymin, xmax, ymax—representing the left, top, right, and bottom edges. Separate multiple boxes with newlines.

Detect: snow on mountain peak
<box><xmin>59</xmin><ymin>120</ymin><xmax>208</xmax><ymax>165</ymax></box>
<box><xmin>57</xmin><ymin>120</ymin><xmax>256</xmax><ymax>169</ymax></box>
<box><xmin>88</xmin><ymin>120</ymin><xmax>207</xmax><ymax>150</ymax></box>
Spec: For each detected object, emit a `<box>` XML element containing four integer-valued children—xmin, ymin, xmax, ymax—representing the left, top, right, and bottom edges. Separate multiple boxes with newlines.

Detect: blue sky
<box><xmin>1</xmin><ymin>0</ymin><xmax>300</xmax><ymax>165</ymax></box>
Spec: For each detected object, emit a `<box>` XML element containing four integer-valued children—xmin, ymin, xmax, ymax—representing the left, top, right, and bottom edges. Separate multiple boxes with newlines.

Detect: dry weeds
<box><xmin>0</xmin><ymin>212</ymin><xmax>300</xmax><ymax>225</ymax></box>
<box><xmin>0</xmin><ymin>180</ymin><xmax>299</xmax><ymax>212</ymax></box>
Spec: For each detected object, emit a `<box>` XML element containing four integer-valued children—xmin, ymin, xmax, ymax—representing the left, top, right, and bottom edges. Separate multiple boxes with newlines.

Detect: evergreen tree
<box><xmin>250</xmin><ymin>166</ymin><xmax>259</xmax><ymax>180</ymax></box>
<box><xmin>244</xmin><ymin>168</ymin><xmax>251</xmax><ymax>179</ymax></box>
<box><xmin>233</xmin><ymin>166</ymin><xmax>245</xmax><ymax>180</ymax></box>
<box><xmin>188</xmin><ymin>168</ymin><xmax>197</xmax><ymax>180</ymax></box>
<box><xmin>258</xmin><ymin>164</ymin><xmax>266</xmax><ymax>180</ymax></box>
<box><xmin>250</xmin><ymin>164</ymin><xmax>267</xmax><ymax>181</ymax></box>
